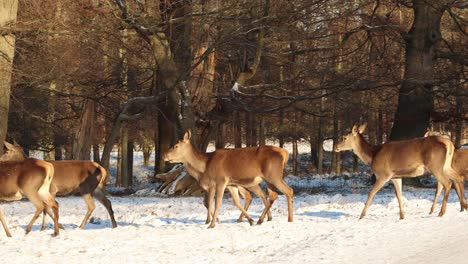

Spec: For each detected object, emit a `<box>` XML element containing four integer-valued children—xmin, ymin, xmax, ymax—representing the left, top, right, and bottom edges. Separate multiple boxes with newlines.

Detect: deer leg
<box><xmin>360</xmin><ymin>176</ymin><xmax>388</xmax><ymax>219</ymax></box>
<box><xmin>204</xmin><ymin>187</ymin><xmax>215</xmax><ymax>224</ymax></box>
<box><xmin>248</xmin><ymin>184</ymin><xmax>273</xmax><ymax>225</ymax></box>
<box><xmin>430</xmin><ymin>182</ymin><xmax>443</xmax><ymax>215</ymax></box>
<box><xmin>270</xmin><ymin>180</ymin><xmax>294</xmax><ymax>222</ymax></box>
<box><xmin>79</xmin><ymin>193</ymin><xmax>96</xmax><ymax>229</ymax></box>
<box><xmin>208</xmin><ymin>182</ymin><xmax>227</xmax><ymax>229</ymax></box>
<box><xmin>235</xmin><ymin>186</ymin><xmax>252</xmax><ymax>223</ymax></box>
<box><xmin>0</xmin><ymin>208</ymin><xmax>12</xmax><ymax>237</ymax></box>
<box><xmin>454</xmin><ymin>179</ymin><xmax>467</xmax><ymax>212</ymax></box>
<box><xmin>25</xmin><ymin>195</ymin><xmax>45</xmax><ymax>235</ymax></box>
<box><xmin>94</xmin><ymin>188</ymin><xmax>117</xmax><ymax>228</ymax></box>
<box><xmin>229</xmin><ymin>186</ymin><xmax>254</xmax><ymax>226</ymax></box>
<box><xmin>266</xmin><ymin>187</ymin><xmax>278</xmax><ymax>221</ymax></box>
<box><xmin>439</xmin><ymin>181</ymin><xmax>453</xmax><ymax>217</ymax></box>
<box><xmin>41</xmin><ymin>210</ymin><xmax>47</xmax><ymax>231</ymax></box>
<box><xmin>43</xmin><ymin>209</ymin><xmax>65</xmax><ymax>230</ymax></box>
<box><xmin>391</xmin><ymin>178</ymin><xmax>405</xmax><ymax>220</ymax></box>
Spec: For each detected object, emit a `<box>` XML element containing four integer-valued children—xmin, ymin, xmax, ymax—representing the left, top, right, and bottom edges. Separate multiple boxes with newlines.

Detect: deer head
<box><xmin>334</xmin><ymin>124</ymin><xmax>367</xmax><ymax>152</ymax></box>
<box><xmin>0</xmin><ymin>141</ymin><xmax>27</xmax><ymax>161</ymax></box>
<box><xmin>163</xmin><ymin>130</ymin><xmax>192</xmax><ymax>163</ymax></box>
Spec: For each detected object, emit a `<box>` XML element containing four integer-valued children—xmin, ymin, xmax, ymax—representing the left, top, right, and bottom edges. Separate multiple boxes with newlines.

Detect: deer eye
<box><xmin>175</xmin><ymin>145</ymin><xmax>179</xmax><ymax>149</ymax></box>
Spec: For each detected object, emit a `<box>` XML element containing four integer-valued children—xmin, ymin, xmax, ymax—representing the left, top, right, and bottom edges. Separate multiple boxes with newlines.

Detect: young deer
<box><xmin>0</xmin><ymin>142</ymin><xmax>60</xmax><ymax>237</ymax></box>
<box><xmin>163</xmin><ymin>130</ymin><xmax>293</xmax><ymax>228</ymax></box>
<box><xmin>334</xmin><ymin>124</ymin><xmax>463</xmax><ymax>219</ymax></box>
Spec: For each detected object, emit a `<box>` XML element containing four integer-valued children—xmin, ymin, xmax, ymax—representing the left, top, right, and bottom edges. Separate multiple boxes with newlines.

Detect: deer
<box><xmin>0</xmin><ymin>141</ymin><xmax>60</xmax><ymax>237</ymax></box>
<box><xmin>430</xmin><ymin>148</ymin><xmax>468</xmax><ymax>214</ymax></box>
<box><xmin>40</xmin><ymin>160</ymin><xmax>118</xmax><ymax>230</ymax></box>
<box><xmin>334</xmin><ymin>124</ymin><xmax>464</xmax><ymax>220</ymax></box>
<box><xmin>163</xmin><ymin>130</ymin><xmax>293</xmax><ymax>228</ymax></box>
<box><xmin>3</xmin><ymin>142</ymin><xmax>117</xmax><ymax>229</ymax></box>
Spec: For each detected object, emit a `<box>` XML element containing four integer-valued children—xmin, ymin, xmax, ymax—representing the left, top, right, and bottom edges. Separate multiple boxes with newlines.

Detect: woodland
<box><xmin>0</xmin><ymin>0</ymin><xmax>466</xmax><ymax>190</ymax></box>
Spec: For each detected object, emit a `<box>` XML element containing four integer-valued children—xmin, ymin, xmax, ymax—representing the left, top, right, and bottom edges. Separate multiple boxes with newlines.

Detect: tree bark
<box><xmin>0</xmin><ymin>0</ymin><xmax>18</xmax><ymax>154</ymax></box>
<box><xmin>233</xmin><ymin>111</ymin><xmax>242</xmax><ymax>148</ymax></box>
<box><xmin>390</xmin><ymin>1</ymin><xmax>447</xmax><ymax>140</ymax></box>
<box><xmin>72</xmin><ymin>100</ymin><xmax>95</xmax><ymax>160</ymax></box>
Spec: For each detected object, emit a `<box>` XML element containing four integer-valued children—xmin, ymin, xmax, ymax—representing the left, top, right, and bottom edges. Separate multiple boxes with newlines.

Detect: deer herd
<box><xmin>0</xmin><ymin>124</ymin><xmax>467</xmax><ymax>237</ymax></box>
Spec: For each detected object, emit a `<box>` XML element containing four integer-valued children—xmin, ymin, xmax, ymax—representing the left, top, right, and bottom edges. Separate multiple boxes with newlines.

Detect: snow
<box><xmin>1</xmin><ymin>187</ymin><xmax>468</xmax><ymax>263</ymax></box>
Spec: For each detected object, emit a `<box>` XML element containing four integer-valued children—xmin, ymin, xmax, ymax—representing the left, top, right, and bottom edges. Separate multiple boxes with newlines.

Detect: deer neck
<box><xmin>353</xmin><ymin>134</ymin><xmax>377</xmax><ymax>165</ymax></box>
<box><xmin>182</xmin><ymin>145</ymin><xmax>208</xmax><ymax>182</ymax></box>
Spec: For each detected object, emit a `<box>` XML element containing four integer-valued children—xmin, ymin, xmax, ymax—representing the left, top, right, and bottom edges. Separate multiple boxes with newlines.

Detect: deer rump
<box><xmin>0</xmin><ymin>155</ymin><xmax>60</xmax><ymax>237</ymax></box>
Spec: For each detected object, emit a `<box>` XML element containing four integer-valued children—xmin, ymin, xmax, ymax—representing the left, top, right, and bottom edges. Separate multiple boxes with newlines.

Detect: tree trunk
<box><xmin>233</xmin><ymin>111</ymin><xmax>242</xmax><ymax>148</ymax></box>
<box><xmin>119</xmin><ymin>127</ymin><xmax>129</xmax><ymax>187</ymax></box>
<box><xmin>278</xmin><ymin>111</ymin><xmax>285</xmax><ymax>148</ymax></box>
<box><xmin>127</xmin><ymin>138</ymin><xmax>134</xmax><ymax>187</ymax></box>
<box><xmin>292</xmin><ymin>139</ymin><xmax>298</xmax><ymax>175</ymax></box>
<box><xmin>390</xmin><ymin>1</ymin><xmax>449</xmax><ymax>186</ymax></box>
<box><xmin>215</xmin><ymin>123</ymin><xmax>226</xmax><ymax>149</ymax></box>
<box><xmin>72</xmin><ymin>100</ymin><xmax>95</xmax><ymax>160</ymax></box>
<box><xmin>258</xmin><ymin>116</ymin><xmax>265</xmax><ymax>146</ymax></box>
<box><xmin>390</xmin><ymin>1</ymin><xmax>447</xmax><ymax>140</ymax></box>
<box><xmin>0</xmin><ymin>0</ymin><xmax>18</xmax><ymax>155</ymax></box>
<box><xmin>93</xmin><ymin>144</ymin><xmax>100</xmax><ymax>163</ymax></box>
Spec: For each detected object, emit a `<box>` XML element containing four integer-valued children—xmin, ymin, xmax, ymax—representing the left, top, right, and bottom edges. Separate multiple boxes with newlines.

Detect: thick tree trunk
<box><xmin>390</xmin><ymin>1</ymin><xmax>448</xmax><ymax>186</ymax></box>
<box><xmin>72</xmin><ymin>100</ymin><xmax>95</xmax><ymax>160</ymax></box>
<box><xmin>0</xmin><ymin>0</ymin><xmax>18</xmax><ymax>154</ymax></box>
<box><xmin>390</xmin><ymin>1</ymin><xmax>446</xmax><ymax>140</ymax></box>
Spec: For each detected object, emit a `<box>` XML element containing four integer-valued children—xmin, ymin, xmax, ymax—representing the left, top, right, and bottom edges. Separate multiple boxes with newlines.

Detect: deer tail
<box><xmin>96</xmin><ymin>164</ymin><xmax>109</xmax><ymax>189</ymax></box>
<box><xmin>442</xmin><ymin>138</ymin><xmax>458</xmax><ymax>180</ymax></box>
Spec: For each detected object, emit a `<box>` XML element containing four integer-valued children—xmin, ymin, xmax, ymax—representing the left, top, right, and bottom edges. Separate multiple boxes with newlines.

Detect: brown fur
<box><xmin>430</xmin><ymin>148</ymin><xmax>468</xmax><ymax>213</ymax></box>
<box><xmin>335</xmin><ymin>124</ymin><xmax>463</xmax><ymax>219</ymax></box>
<box><xmin>41</xmin><ymin>160</ymin><xmax>117</xmax><ymax>229</ymax></box>
<box><xmin>0</xmin><ymin>142</ymin><xmax>60</xmax><ymax>237</ymax></box>
<box><xmin>163</xmin><ymin>130</ymin><xmax>293</xmax><ymax>228</ymax></box>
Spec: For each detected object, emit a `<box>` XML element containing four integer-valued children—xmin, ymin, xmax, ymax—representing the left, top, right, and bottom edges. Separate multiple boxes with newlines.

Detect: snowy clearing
<box><xmin>1</xmin><ymin>187</ymin><xmax>467</xmax><ymax>264</ymax></box>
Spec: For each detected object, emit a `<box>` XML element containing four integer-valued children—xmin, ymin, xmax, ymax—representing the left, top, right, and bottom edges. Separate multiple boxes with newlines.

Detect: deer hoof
<box><xmin>207</xmin><ymin>224</ymin><xmax>215</xmax><ymax>229</ymax></box>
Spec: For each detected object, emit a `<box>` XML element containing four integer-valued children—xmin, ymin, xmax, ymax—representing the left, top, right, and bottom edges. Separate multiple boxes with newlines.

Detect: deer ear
<box><xmin>352</xmin><ymin>125</ymin><xmax>359</xmax><ymax>136</ymax></box>
<box><xmin>3</xmin><ymin>141</ymin><xmax>14</xmax><ymax>150</ymax></box>
<box><xmin>358</xmin><ymin>123</ymin><xmax>367</xmax><ymax>134</ymax></box>
<box><xmin>183</xmin><ymin>129</ymin><xmax>191</xmax><ymax>142</ymax></box>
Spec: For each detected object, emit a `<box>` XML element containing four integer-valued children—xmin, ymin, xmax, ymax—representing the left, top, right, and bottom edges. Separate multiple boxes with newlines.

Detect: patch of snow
<box><xmin>1</xmin><ymin>188</ymin><xmax>468</xmax><ymax>263</ymax></box>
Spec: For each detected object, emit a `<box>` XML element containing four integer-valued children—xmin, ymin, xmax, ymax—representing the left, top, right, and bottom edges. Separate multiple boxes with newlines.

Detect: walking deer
<box><xmin>430</xmin><ymin>148</ymin><xmax>468</xmax><ymax>214</ymax></box>
<box><xmin>163</xmin><ymin>130</ymin><xmax>293</xmax><ymax>228</ymax></box>
<box><xmin>334</xmin><ymin>124</ymin><xmax>463</xmax><ymax>219</ymax></box>
<box><xmin>0</xmin><ymin>142</ymin><xmax>60</xmax><ymax>237</ymax></box>
<box><xmin>4</xmin><ymin>142</ymin><xmax>117</xmax><ymax>229</ymax></box>
<box><xmin>40</xmin><ymin>160</ymin><xmax>117</xmax><ymax>230</ymax></box>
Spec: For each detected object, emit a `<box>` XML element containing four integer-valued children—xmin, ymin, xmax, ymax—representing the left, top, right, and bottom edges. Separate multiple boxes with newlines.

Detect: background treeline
<box><xmin>0</xmin><ymin>0</ymin><xmax>466</xmax><ymax>187</ymax></box>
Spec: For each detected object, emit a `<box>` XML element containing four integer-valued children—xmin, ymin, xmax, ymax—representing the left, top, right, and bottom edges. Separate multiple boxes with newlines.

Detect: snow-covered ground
<box><xmin>1</xmin><ymin>187</ymin><xmax>467</xmax><ymax>264</ymax></box>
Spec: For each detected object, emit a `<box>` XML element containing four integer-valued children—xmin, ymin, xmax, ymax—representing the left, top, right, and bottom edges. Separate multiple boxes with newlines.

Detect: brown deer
<box><xmin>4</xmin><ymin>142</ymin><xmax>117</xmax><ymax>229</ymax></box>
<box><xmin>0</xmin><ymin>141</ymin><xmax>60</xmax><ymax>237</ymax></box>
<box><xmin>334</xmin><ymin>124</ymin><xmax>464</xmax><ymax>219</ymax></box>
<box><xmin>40</xmin><ymin>160</ymin><xmax>118</xmax><ymax>230</ymax></box>
<box><xmin>430</xmin><ymin>148</ymin><xmax>468</xmax><ymax>214</ymax></box>
<box><xmin>163</xmin><ymin>130</ymin><xmax>293</xmax><ymax>228</ymax></box>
